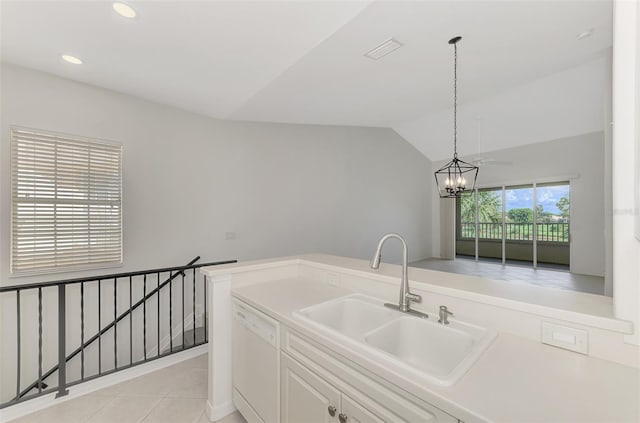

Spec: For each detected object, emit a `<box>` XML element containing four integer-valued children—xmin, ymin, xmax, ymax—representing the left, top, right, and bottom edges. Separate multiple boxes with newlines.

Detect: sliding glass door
<box><xmin>456</xmin><ymin>181</ymin><xmax>570</xmax><ymax>269</ymax></box>
<box><xmin>504</xmin><ymin>185</ymin><xmax>534</xmax><ymax>265</ymax></box>
<box><xmin>476</xmin><ymin>188</ymin><xmax>502</xmax><ymax>262</ymax></box>
<box><xmin>535</xmin><ymin>182</ymin><xmax>570</xmax><ymax>267</ymax></box>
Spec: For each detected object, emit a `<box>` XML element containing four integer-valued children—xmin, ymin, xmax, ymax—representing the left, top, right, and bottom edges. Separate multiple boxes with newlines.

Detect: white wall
<box><xmin>0</xmin><ymin>63</ymin><xmax>432</xmax><ymax>284</ymax></box>
<box><xmin>612</xmin><ymin>0</ymin><xmax>640</xmax><ymax>345</ymax></box>
<box><xmin>430</xmin><ymin>132</ymin><xmax>606</xmax><ymax>279</ymax></box>
<box><xmin>0</xmin><ymin>63</ymin><xmax>433</xmax><ymax>401</ymax></box>
<box><xmin>604</xmin><ymin>52</ymin><xmax>614</xmax><ymax>297</ymax></box>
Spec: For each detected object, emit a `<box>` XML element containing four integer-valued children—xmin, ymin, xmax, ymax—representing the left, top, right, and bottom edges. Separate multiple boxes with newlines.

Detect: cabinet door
<box><xmin>284</xmin><ymin>329</ymin><xmax>457</xmax><ymax>423</ymax></box>
<box><xmin>281</xmin><ymin>352</ymin><xmax>341</xmax><ymax>423</ymax></box>
<box><xmin>340</xmin><ymin>394</ymin><xmax>385</xmax><ymax>423</ymax></box>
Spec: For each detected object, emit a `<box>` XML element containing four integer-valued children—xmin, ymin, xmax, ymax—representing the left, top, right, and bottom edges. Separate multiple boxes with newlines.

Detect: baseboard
<box><xmin>232</xmin><ymin>388</ymin><xmax>261</xmax><ymax>423</ymax></box>
<box><xmin>1</xmin><ymin>344</ymin><xmax>208</xmax><ymax>423</ymax></box>
<box><xmin>206</xmin><ymin>399</ymin><xmax>237</xmax><ymax>422</ymax></box>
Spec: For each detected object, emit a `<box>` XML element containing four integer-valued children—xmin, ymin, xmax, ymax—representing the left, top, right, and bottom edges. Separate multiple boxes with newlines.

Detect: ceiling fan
<box><xmin>470</xmin><ymin>156</ymin><xmax>512</xmax><ymax>166</ymax></box>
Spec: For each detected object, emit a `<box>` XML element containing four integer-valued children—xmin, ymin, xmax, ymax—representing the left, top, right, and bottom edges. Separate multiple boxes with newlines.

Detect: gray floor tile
<box><xmin>10</xmin><ymin>394</ymin><xmax>113</xmax><ymax>423</ymax></box>
<box><xmin>86</xmin><ymin>396</ymin><xmax>161</xmax><ymax>423</ymax></box>
<box><xmin>141</xmin><ymin>398</ymin><xmax>205</xmax><ymax>423</ymax></box>
<box><xmin>411</xmin><ymin>258</ymin><xmax>604</xmax><ymax>295</ymax></box>
<box><xmin>10</xmin><ymin>354</ymin><xmax>210</xmax><ymax>423</ymax></box>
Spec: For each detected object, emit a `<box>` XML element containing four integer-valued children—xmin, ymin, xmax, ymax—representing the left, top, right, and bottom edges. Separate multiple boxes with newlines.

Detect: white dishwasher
<box><xmin>232</xmin><ymin>299</ymin><xmax>279</xmax><ymax>423</ymax></box>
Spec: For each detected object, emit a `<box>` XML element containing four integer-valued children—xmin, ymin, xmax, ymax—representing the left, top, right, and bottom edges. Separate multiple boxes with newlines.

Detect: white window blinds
<box><xmin>11</xmin><ymin>128</ymin><xmax>123</xmax><ymax>274</ymax></box>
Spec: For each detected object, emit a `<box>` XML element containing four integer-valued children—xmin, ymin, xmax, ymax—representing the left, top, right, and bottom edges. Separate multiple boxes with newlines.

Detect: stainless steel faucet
<box><xmin>369</xmin><ymin>233</ymin><xmax>426</xmax><ymax>318</ymax></box>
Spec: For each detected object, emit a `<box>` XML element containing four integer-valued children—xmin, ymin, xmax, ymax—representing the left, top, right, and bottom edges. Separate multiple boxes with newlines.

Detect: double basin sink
<box><xmin>293</xmin><ymin>294</ymin><xmax>496</xmax><ymax>386</ymax></box>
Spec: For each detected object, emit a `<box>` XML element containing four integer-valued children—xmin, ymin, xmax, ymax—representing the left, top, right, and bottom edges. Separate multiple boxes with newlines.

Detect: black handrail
<box><xmin>17</xmin><ymin>257</ymin><xmax>206</xmax><ymax>399</ymax></box>
<box><xmin>0</xmin><ymin>258</ymin><xmax>236</xmax><ymax>292</ymax></box>
<box><xmin>1</xmin><ymin>256</ymin><xmax>237</xmax><ymax>408</ymax></box>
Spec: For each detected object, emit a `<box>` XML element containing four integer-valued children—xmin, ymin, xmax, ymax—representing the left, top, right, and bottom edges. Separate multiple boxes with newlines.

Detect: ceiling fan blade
<box><xmin>472</xmin><ymin>158</ymin><xmax>512</xmax><ymax>166</ymax></box>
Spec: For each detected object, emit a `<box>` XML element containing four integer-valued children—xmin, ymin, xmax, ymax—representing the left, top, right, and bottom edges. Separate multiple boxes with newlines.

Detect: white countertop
<box><xmin>202</xmin><ymin>254</ymin><xmax>632</xmax><ymax>334</ymax></box>
<box><xmin>230</xmin><ymin>277</ymin><xmax>640</xmax><ymax>423</ymax></box>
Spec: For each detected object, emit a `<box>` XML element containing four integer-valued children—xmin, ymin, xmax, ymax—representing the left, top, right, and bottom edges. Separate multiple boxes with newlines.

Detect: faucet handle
<box><xmin>440</xmin><ymin>305</ymin><xmax>453</xmax><ymax>314</ymax></box>
<box><xmin>438</xmin><ymin>306</ymin><xmax>454</xmax><ymax>325</ymax></box>
<box><xmin>406</xmin><ymin>292</ymin><xmax>422</xmax><ymax>303</ymax></box>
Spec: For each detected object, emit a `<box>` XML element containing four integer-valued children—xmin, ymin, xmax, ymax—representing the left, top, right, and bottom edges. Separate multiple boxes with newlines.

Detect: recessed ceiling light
<box><xmin>113</xmin><ymin>2</ymin><xmax>136</xmax><ymax>19</ymax></box>
<box><xmin>577</xmin><ymin>29</ymin><xmax>595</xmax><ymax>40</ymax></box>
<box><xmin>62</xmin><ymin>54</ymin><xmax>83</xmax><ymax>65</ymax></box>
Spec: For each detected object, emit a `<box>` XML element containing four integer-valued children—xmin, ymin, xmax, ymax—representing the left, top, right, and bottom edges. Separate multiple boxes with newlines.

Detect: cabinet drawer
<box><xmin>283</xmin><ymin>328</ymin><xmax>457</xmax><ymax>423</ymax></box>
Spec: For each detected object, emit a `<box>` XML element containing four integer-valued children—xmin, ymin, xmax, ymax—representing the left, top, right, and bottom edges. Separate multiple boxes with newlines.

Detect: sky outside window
<box><xmin>504</xmin><ymin>184</ymin><xmax>569</xmax><ymax>215</ymax></box>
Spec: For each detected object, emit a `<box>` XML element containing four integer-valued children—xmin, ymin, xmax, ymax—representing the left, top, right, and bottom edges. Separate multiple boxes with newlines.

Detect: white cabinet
<box><xmin>281</xmin><ymin>353</ymin><xmax>388</xmax><ymax>423</ymax></box>
<box><xmin>340</xmin><ymin>394</ymin><xmax>385</xmax><ymax>423</ymax></box>
<box><xmin>281</xmin><ymin>329</ymin><xmax>458</xmax><ymax>423</ymax></box>
<box><xmin>281</xmin><ymin>353</ymin><xmax>340</xmax><ymax>423</ymax></box>
<box><xmin>231</xmin><ymin>298</ymin><xmax>459</xmax><ymax>423</ymax></box>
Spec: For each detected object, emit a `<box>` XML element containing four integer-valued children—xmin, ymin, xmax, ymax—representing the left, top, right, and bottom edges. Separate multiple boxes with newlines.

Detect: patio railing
<box><xmin>460</xmin><ymin>222</ymin><xmax>569</xmax><ymax>242</ymax></box>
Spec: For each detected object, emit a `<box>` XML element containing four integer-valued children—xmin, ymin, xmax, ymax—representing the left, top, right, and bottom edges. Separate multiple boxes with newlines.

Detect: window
<box><xmin>11</xmin><ymin>128</ymin><xmax>123</xmax><ymax>274</ymax></box>
<box><xmin>456</xmin><ymin>181</ymin><xmax>570</xmax><ymax>268</ymax></box>
<box><xmin>459</xmin><ymin>189</ymin><xmax>503</xmax><ymax>240</ymax></box>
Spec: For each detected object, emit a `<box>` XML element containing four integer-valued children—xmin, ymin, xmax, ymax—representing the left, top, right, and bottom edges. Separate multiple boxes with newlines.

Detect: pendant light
<box><xmin>434</xmin><ymin>36</ymin><xmax>478</xmax><ymax>198</ymax></box>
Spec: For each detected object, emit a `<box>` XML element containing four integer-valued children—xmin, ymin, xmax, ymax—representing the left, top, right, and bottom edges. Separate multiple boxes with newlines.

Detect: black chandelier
<box><xmin>434</xmin><ymin>36</ymin><xmax>478</xmax><ymax>198</ymax></box>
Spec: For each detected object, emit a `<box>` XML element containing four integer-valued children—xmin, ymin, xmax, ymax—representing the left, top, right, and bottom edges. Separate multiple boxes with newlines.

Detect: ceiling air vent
<box><xmin>364</xmin><ymin>38</ymin><xmax>403</xmax><ymax>60</ymax></box>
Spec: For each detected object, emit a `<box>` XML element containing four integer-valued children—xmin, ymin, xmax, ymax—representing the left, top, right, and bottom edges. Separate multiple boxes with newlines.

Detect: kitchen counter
<box><xmin>231</xmin><ymin>277</ymin><xmax>640</xmax><ymax>423</ymax></box>
<box><xmin>204</xmin><ymin>254</ymin><xmax>632</xmax><ymax>334</ymax></box>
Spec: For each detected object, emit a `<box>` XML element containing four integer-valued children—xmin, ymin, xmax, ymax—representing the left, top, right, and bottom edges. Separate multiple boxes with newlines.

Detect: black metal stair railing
<box><xmin>0</xmin><ymin>256</ymin><xmax>236</xmax><ymax>409</ymax></box>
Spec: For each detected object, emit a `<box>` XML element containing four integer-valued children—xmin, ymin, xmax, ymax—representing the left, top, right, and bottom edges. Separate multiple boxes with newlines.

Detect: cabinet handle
<box><xmin>339</xmin><ymin>413</ymin><xmax>348</xmax><ymax>423</ymax></box>
<box><xmin>328</xmin><ymin>405</ymin><xmax>336</xmax><ymax>417</ymax></box>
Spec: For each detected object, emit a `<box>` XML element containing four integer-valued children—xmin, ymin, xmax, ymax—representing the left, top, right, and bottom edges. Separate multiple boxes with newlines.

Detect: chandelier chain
<box><xmin>434</xmin><ymin>35</ymin><xmax>478</xmax><ymax>199</ymax></box>
<box><xmin>453</xmin><ymin>41</ymin><xmax>457</xmax><ymax>157</ymax></box>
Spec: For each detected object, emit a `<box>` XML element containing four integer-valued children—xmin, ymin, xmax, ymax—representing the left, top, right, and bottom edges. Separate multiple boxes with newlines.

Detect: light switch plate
<box><xmin>541</xmin><ymin>322</ymin><xmax>588</xmax><ymax>354</ymax></box>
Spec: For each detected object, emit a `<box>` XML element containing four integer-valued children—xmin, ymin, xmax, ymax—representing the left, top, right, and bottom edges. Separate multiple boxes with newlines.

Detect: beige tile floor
<box><xmin>11</xmin><ymin>354</ymin><xmax>247</xmax><ymax>423</ymax></box>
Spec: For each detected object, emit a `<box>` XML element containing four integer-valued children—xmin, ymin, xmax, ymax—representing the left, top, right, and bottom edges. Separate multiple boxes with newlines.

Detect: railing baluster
<box><xmin>16</xmin><ymin>290</ymin><xmax>21</xmax><ymax>399</ymax></box>
<box><xmin>98</xmin><ymin>279</ymin><xmax>102</xmax><ymax>375</ymax></box>
<box><xmin>203</xmin><ymin>275</ymin><xmax>207</xmax><ymax>343</ymax></box>
<box><xmin>169</xmin><ymin>271</ymin><xmax>173</xmax><ymax>353</ymax></box>
<box><xmin>143</xmin><ymin>274</ymin><xmax>147</xmax><ymax>361</ymax></box>
<box><xmin>129</xmin><ymin>276</ymin><xmax>132</xmax><ymax>365</ymax></box>
<box><xmin>56</xmin><ymin>284</ymin><xmax>69</xmax><ymax>398</ymax></box>
<box><xmin>182</xmin><ymin>272</ymin><xmax>185</xmax><ymax>350</ymax></box>
<box><xmin>114</xmin><ymin>278</ymin><xmax>117</xmax><ymax>370</ymax></box>
<box><xmin>80</xmin><ymin>282</ymin><xmax>84</xmax><ymax>381</ymax></box>
<box><xmin>192</xmin><ymin>269</ymin><xmax>196</xmax><ymax>346</ymax></box>
<box><xmin>38</xmin><ymin>287</ymin><xmax>42</xmax><ymax>393</ymax></box>
<box><xmin>157</xmin><ymin>272</ymin><xmax>160</xmax><ymax>358</ymax></box>
<box><xmin>1</xmin><ymin>258</ymin><xmax>236</xmax><ymax>408</ymax></box>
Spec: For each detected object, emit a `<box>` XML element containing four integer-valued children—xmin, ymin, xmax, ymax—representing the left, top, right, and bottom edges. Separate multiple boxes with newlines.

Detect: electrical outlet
<box><xmin>326</xmin><ymin>273</ymin><xmax>339</xmax><ymax>287</ymax></box>
<box><xmin>225</xmin><ymin>231</ymin><xmax>236</xmax><ymax>240</ymax></box>
<box><xmin>541</xmin><ymin>322</ymin><xmax>588</xmax><ymax>354</ymax></box>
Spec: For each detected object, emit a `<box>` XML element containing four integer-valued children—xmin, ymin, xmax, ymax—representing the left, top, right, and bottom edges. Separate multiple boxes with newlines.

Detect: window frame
<box><xmin>10</xmin><ymin>126</ymin><xmax>124</xmax><ymax>276</ymax></box>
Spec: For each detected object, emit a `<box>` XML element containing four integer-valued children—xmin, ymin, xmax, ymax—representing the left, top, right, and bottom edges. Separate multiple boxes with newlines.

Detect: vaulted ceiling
<box><xmin>1</xmin><ymin>1</ymin><xmax>612</xmax><ymax>160</ymax></box>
